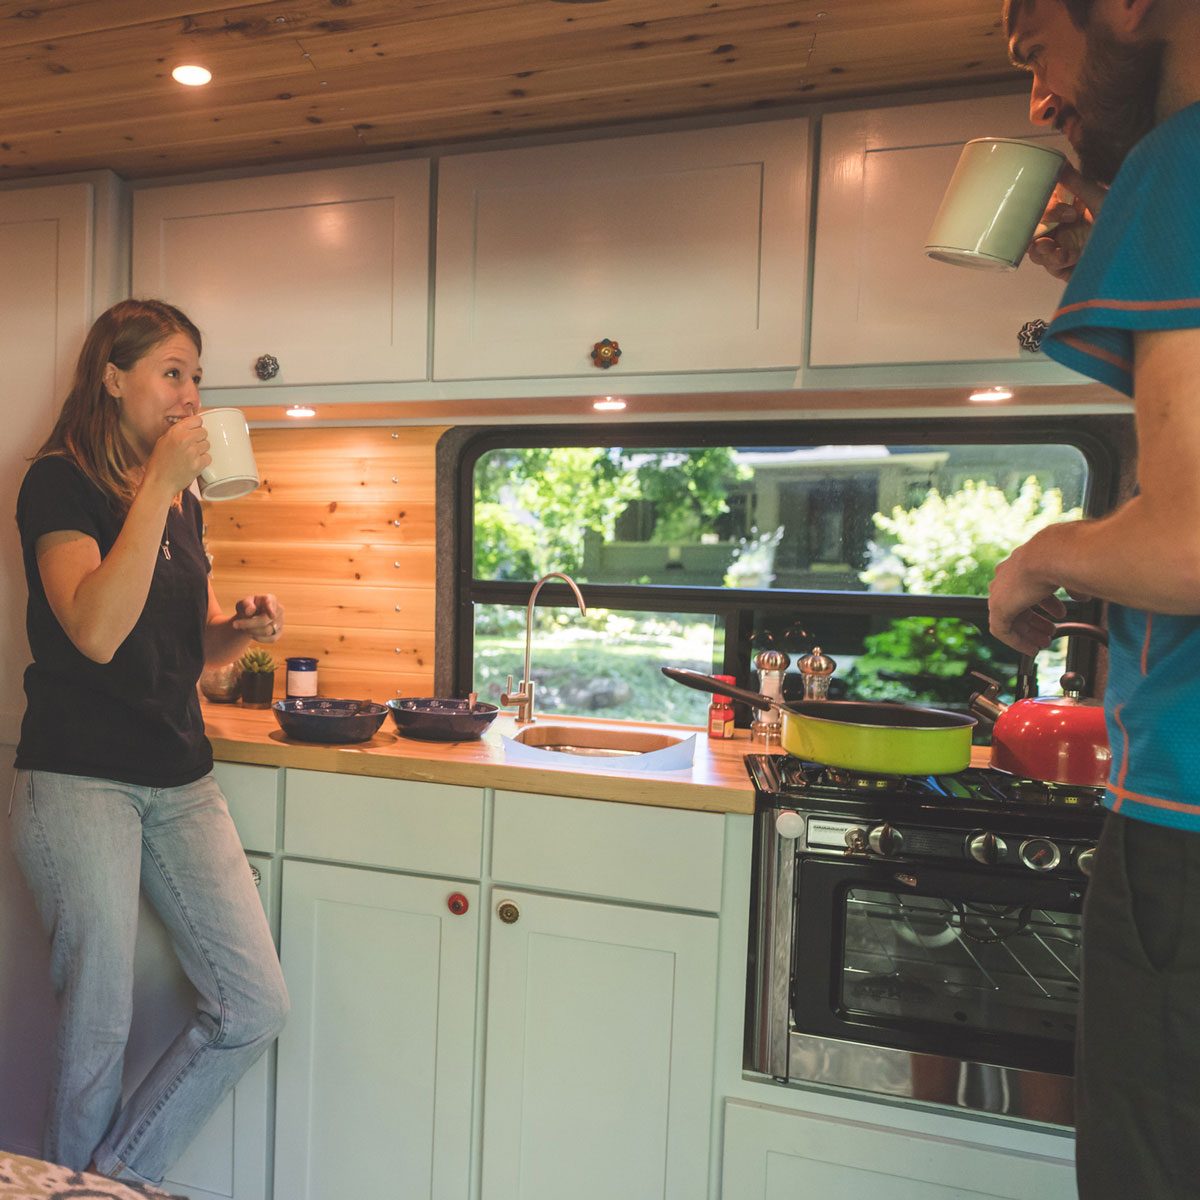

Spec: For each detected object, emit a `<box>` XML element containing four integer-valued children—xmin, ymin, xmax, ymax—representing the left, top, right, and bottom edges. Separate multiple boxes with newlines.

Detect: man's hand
<box><xmin>988</xmin><ymin>535</ymin><xmax>1071</xmax><ymax>656</ymax></box>
<box><xmin>1027</xmin><ymin>163</ymin><xmax>1107</xmax><ymax>281</ymax></box>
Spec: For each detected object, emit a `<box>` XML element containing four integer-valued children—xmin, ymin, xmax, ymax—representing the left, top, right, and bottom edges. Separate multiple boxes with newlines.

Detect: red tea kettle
<box><xmin>969</xmin><ymin>622</ymin><xmax>1111</xmax><ymax>788</ymax></box>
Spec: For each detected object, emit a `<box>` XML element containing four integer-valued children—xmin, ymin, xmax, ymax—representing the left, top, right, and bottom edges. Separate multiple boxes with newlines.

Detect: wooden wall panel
<box><xmin>205</xmin><ymin>425</ymin><xmax>447</xmax><ymax>703</ymax></box>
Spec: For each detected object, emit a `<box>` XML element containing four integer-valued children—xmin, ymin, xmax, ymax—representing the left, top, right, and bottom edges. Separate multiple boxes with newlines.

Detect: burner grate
<box><xmin>762</xmin><ymin>755</ymin><xmax>1103</xmax><ymax>809</ymax></box>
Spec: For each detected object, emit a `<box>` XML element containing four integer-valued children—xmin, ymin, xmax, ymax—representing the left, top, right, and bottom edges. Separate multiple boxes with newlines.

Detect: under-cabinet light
<box><xmin>285</xmin><ymin>404</ymin><xmax>316</xmax><ymax>418</ymax></box>
<box><xmin>172</xmin><ymin>65</ymin><xmax>213</xmax><ymax>87</ymax></box>
<box><xmin>593</xmin><ymin>396</ymin><xmax>627</xmax><ymax>412</ymax></box>
<box><xmin>968</xmin><ymin>386</ymin><xmax>1013</xmax><ymax>403</ymax></box>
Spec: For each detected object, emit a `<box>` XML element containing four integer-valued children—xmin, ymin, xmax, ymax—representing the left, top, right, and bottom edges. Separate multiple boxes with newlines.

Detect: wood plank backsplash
<box><xmin>203</xmin><ymin>425</ymin><xmax>447</xmax><ymax>702</ymax></box>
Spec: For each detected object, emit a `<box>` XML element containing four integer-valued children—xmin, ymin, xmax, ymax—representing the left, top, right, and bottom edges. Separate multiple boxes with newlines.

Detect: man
<box><xmin>991</xmin><ymin>1</ymin><xmax>1200</xmax><ymax>1196</ymax></box>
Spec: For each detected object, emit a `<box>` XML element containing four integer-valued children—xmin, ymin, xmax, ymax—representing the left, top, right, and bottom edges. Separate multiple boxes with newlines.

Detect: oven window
<box><xmin>841</xmin><ymin>888</ymin><xmax>1081</xmax><ymax>1044</ymax></box>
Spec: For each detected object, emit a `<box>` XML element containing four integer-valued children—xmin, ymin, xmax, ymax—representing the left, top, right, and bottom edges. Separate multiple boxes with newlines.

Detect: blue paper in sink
<box><xmin>501</xmin><ymin>733</ymin><xmax>697</xmax><ymax>772</ymax></box>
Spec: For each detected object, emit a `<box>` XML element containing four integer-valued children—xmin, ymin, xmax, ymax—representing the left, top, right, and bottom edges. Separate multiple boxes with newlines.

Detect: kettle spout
<box><xmin>969</xmin><ymin>671</ymin><xmax>1007</xmax><ymax>723</ymax></box>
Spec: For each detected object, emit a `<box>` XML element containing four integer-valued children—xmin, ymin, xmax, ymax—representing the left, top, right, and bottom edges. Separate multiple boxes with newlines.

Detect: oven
<box><xmin>745</xmin><ymin>754</ymin><xmax>1104</xmax><ymax>1125</ymax></box>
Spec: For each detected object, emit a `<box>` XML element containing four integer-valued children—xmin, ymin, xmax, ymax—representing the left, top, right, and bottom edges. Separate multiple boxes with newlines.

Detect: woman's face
<box><xmin>106</xmin><ymin>333</ymin><xmax>203</xmax><ymax>464</ymax></box>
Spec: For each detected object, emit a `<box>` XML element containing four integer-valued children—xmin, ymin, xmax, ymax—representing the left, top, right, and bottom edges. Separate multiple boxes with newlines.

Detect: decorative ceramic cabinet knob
<box><xmin>254</xmin><ymin>353</ymin><xmax>280</xmax><ymax>380</ymax></box>
<box><xmin>1017</xmin><ymin>319</ymin><xmax>1047</xmax><ymax>353</ymax></box>
<box><xmin>591</xmin><ymin>338</ymin><xmax>622</xmax><ymax>369</ymax></box>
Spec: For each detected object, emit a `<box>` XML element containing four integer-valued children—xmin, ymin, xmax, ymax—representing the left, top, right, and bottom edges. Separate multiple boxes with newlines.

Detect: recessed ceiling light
<box><xmin>172</xmin><ymin>65</ymin><xmax>212</xmax><ymax>87</ymax></box>
<box><xmin>968</xmin><ymin>386</ymin><xmax>1013</xmax><ymax>403</ymax></box>
<box><xmin>285</xmin><ymin>404</ymin><xmax>316</xmax><ymax>418</ymax></box>
<box><xmin>593</xmin><ymin>396</ymin><xmax>627</xmax><ymax>412</ymax></box>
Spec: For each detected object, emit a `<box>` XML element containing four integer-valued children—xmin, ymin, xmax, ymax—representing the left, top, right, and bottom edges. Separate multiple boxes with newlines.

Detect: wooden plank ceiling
<box><xmin>0</xmin><ymin>0</ymin><xmax>1016</xmax><ymax>181</ymax></box>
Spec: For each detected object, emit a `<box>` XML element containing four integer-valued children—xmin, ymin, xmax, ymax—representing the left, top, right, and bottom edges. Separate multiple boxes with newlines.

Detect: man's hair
<box><xmin>1003</xmin><ymin>0</ymin><xmax>1096</xmax><ymax>37</ymax></box>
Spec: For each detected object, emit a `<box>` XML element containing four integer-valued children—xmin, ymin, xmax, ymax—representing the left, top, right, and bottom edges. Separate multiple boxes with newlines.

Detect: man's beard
<box><xmin>1074</xmin><ymin>27</ymin><xmax>1165</xmax><ymax>184</ymax></box>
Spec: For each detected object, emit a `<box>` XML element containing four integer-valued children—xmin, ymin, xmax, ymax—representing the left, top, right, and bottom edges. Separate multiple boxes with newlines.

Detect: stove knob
<box><xmin>1019</xmin><ymin>837</ymin><xmax>1062</xmax><ymax>873</ymax></box>
<box><xmin>775</xmin><ymin>810</ymin><xmax>806</xmax><ymax>841</ymax></box>
<box><xmin>1076</xmin><ymin>846</ymin><xmax>1097</xmax><ymax>877</ymax></box>
<box><xmin>868</xmin><ymin>823</ymin><xmax>904</xmax><ymax>857</ymax></box>
<box><xmin>967</xmin><ymin>831</ymin><xmax>1008</xmax><ymax>865</ymax></box>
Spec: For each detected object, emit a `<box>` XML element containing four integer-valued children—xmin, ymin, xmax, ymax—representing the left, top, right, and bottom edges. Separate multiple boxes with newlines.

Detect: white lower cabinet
<box><xmin>272</xmin><ymin>860</ymin><xmax>479</xmax><ymax>1200</ymax></box>
<box><xmin>721</xmin><ymin>1100</ymin><xmax>1076</xmax><ymax>1200</ymax></box>
<box><xmin>481</xmin><ymin>888</ymin><xmax>719</xmax><ymax>1200</ymax></box>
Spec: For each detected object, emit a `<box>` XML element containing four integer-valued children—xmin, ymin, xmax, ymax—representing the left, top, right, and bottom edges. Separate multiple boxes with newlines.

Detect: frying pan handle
<box><xmin>660</xmin><ymin>667</ymin><xmax>777</xmax><ymax>712</ymax></box>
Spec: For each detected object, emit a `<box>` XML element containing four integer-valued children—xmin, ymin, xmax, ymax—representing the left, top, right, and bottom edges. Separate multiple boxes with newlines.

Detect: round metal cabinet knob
<box><xmin>590</xmin><ymin>338</ymin><xmax>622</xmax><ymax>369</ymax></box>
<box><xmin>1076</xmin><ymin>846</ymin><xmax>1097</xmax><ymax>877</ymax></box>
<box><xmin>1020</xmin><ymin>838</ymin><xmax>1062</xmax><ymax>872</ymax></box>
<box><xmin>254</xmin><ymin>353</ymin><xmax>280</xmax><ymax>381</ymax></box>
<box><xmin>868</xmin><ymin>823</ymin><xmax>903</xmax><ymax>857</ymax></box>
<box><xmin>447</xmin><ymin>892</ymin><xmax>469</xmax><ymax>916</ymax></box>
<box><xmin>775</xmin><ymin>810</ymin><xmax>805</xmax><ymax>841</ymax></box>
<box><xmin>967</xmin><ymin>831</ymin><xmax>1007</xmax><ymax>865</ymax></box>
<box><xmin>496</xmin><ymin>900</ymin><xmax>520</xmax><ymax>925</ymax></box>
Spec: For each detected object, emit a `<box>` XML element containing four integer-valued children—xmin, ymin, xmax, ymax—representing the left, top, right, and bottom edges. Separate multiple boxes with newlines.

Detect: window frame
<box><xmin>450</xmin><ymin>414</ymin><xmax>1128</xmax><ymax>698</ymax></box>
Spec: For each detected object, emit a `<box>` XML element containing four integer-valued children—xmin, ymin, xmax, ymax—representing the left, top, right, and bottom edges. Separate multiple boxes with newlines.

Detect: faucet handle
<box><xmin>500</xmin><ymin>674</ymin><xmax>516</xmax><ymax>705</ymax></box>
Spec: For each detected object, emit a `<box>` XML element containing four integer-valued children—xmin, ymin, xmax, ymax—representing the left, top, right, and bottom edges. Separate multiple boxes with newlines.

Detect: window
<box><xmin>452</xmin><ymin>417</ymin><xmax>1124</xmax><ymax>734</ymax></box>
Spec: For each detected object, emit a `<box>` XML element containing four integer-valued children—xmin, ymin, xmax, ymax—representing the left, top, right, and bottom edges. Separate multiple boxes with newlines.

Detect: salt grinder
<box><xmin>751</xmin><ymin>649</ymin><xmax>790</xmax><ymax>744</ymax></box>
<box><xmin>798</xmin><ymin>646</ymin><xmax>837</xmax><ymax>701</ymax></box>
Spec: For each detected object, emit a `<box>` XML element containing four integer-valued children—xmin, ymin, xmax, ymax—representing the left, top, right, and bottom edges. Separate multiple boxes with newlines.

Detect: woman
<box><xmin>9</xmin><ymin>299</ymin><xmax>289</xmax><ymax>1189</ymax></box>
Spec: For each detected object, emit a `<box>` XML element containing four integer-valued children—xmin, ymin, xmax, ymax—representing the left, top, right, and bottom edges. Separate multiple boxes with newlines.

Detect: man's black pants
<box><xmin>1076</xmin><ymin>811</ymin><xmax>1200</xmax><ymax>1199</ymax></box>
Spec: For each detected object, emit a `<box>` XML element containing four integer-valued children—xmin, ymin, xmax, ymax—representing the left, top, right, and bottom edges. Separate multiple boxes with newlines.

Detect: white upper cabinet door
<box><xmin>810</xmin><ymin>94</ymin><xmax>1070</xmax><ymax>368</ymax></box>
<box><xmin>0</xmin><ymin>183</ymin><xmax>93</xmax><ymax>740</ymax></box>
<box><xmin>434</xmin><ymin>120</ymin><xmax>809</xmax><ymax>380</ymax></box>
<box><xmin>132</xmin><ymin>162</ymin><xmax>430</xmax><ymax>388</ymax></box>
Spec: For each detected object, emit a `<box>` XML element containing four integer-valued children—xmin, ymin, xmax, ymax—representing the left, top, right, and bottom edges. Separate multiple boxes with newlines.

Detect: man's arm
<box><xmin>989</xmin><ymin>325</ymin><xmax>1200</xmax><ymax>654</ymax></box>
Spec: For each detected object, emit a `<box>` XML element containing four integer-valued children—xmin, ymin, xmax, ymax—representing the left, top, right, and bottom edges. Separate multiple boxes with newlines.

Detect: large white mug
<box><xmin>925</xmin><ymin>137</ymin><xmax>1067</xmax><ymax>270</ymax></box>
<box><xmin>198</xmin><ymin>407</ymin><xmax>259</xmax><ymax>501</ymax></box>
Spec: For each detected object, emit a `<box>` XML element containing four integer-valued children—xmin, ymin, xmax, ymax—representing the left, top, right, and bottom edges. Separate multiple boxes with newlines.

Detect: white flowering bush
<box><xmin>861</xmin><ymin>477</ymin><xmax>1081</xmax><ymax>598</ymax></box>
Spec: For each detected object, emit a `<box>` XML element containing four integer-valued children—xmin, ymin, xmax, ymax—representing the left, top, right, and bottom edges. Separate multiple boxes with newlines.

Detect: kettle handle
<box><xmin>1016</xmin><ymin>621</ymin><xmax>1109</xmax><ymax>700</ymax></box>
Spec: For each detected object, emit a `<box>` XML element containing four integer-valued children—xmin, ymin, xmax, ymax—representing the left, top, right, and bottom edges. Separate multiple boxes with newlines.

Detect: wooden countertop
<box><xmin>204</xmin><ymin>704</ymin><xmax>995</xmax><ymax>816</ymax></box>
<box><xmin>203</xmin><ymin>703</ymin><xmax>767</xmax><ymax>814</ymax></box>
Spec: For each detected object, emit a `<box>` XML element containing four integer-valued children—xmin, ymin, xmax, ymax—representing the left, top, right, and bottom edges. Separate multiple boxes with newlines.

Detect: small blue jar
<box><xmin>285</xmin><ymin>657</ymin><xmax>319</xmax><ymax>698</ymax></box>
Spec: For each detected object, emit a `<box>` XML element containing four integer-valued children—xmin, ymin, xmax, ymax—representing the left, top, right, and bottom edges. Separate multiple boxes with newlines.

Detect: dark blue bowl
<box><xmin>387</xmin><ymin>697</ymin><xmax>500</xmax><ymax>742</ymax></box>
<box><xmin>272</xmin><ymin>698</ymin><xmax>388</xmax><ymax>744</ymax></box>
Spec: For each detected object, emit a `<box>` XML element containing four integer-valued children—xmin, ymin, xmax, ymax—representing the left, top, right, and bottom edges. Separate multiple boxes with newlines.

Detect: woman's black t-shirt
<box><xmin>15</xmin><ymin>455</ymin><xmax>213</xmax><ymax>787</ymax></box>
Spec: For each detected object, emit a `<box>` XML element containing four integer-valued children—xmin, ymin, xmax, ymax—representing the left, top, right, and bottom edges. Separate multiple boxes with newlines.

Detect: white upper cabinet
<box><xmin>433</xmin><ymin>120</ymin><xmax>809</xmax><ymax>380</ymax></box>
<box><xmin>132</xmin><ymin>162</ymin><xmax>431</xmax><ymax>389</ymax></box>
<box><xmin>0</xmin><ymin>183</ymin><xmax>97</xmax><ymax>740</ymax></box>
<box><xmin>810</xmin><ymin>94</ymin><xmax>1071</xmax><ymax>369</ymax></box>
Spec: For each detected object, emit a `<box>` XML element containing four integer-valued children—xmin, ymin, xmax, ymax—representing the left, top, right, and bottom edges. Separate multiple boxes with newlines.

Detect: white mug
<box><xmin>198</xmin><ymin>408</ymin><xmax>259</xmax><ymax>501</ymax></box>
<box><xmin>925</xmin><ymin>137</ymin><xmax>1066</xmax><ymax>271</ymax></box>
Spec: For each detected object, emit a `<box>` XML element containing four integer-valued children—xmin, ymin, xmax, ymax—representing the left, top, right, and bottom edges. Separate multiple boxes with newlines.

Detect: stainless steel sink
<box><xmin>513</xmin><ymin>725</ymin><xmax>687</xmax><ymax>757</ymax></box>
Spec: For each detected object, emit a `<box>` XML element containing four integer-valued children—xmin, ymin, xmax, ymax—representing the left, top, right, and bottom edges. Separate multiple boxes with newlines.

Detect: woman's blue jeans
<box><xmin>10</xmin><ymin>769</ymin><xmax>289</xmax><ymax>1186</ymax></box>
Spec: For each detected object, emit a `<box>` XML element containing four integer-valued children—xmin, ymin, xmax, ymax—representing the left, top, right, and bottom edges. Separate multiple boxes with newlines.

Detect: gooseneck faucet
<box><xmin>501</xmin><ymin>571</ymin><xmax>588</xmax><ymax>724</ymax></box>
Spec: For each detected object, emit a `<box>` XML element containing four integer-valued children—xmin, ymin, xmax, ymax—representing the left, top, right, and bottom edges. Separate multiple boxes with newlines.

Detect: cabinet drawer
<box><xmin>493</xmin><ymin>791</ymin><xmax>724</xmax><ymax>912</ymax></box>
<box><xmin>283</xmin><ymin>770</ymin><xmax>484</xmax><ymax>878</ymax></box>
<box><xmin>212</xmin><ymin>762</ymin><xmax>280</xmax><ymax>854</ymax></box>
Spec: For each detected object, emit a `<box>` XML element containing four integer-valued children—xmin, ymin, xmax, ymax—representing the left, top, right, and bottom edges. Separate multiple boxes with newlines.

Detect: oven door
<box><xmin>794</xmin><ymin>856</ymin><xmax>1085</xmax><ymax>1076</ymax></box>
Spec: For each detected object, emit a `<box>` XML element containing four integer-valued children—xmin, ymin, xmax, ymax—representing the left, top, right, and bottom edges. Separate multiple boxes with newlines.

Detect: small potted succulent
<box><xmin>238</xmin><ymin>648</ymin><xmax>277</xmax><ymax>708</ymax></box>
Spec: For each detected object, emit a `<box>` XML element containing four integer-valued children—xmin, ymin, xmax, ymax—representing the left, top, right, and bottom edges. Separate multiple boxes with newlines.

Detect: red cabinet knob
<box><xmin>447</xmin><ymin>892</ymin><xmax>469</xmax><ymax>915</ymax></box>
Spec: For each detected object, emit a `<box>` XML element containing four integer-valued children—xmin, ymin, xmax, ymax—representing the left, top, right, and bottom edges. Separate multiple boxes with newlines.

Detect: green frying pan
<box><xmin>662</xmin><ymin>667</ymin><xmax>976</xmax><ymax>775</ymax></box>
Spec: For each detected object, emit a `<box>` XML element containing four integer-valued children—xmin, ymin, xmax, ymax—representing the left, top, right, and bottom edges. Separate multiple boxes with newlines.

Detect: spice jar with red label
<box><xmin>707</xmin><ymin>674</ymin><xmax>737</xmax><ymax>739</ymax></box>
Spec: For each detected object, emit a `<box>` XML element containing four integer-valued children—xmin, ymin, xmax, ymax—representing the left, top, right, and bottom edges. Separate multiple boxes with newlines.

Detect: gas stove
<box><xmin>746</xmin><ymin>753</ymin><xmax>1106</xmax><ymax>878</ymax></box>
<box><xmin>746</xmin><ymin>753</ymin><xmax>1103</xmax><ymax>1118</ymax></box>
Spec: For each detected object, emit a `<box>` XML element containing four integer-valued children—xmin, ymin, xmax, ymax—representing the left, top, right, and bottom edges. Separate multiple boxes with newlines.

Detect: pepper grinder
<box><xmin>798</xmin><ymin>646</ymin><xmax>837</xmax><ymax>701</ymax></box>
<box><xmin>751</xmin><ymin>649</ymin><xmax>790</xmax><ymax>743</ymax></box>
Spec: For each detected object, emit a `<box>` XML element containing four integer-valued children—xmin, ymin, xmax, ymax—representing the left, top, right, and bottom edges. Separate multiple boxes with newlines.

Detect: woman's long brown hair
<box><xmin>37</xmin><ymin>299</ymin><xmax>202</xmax><ymax>511</ymax></box>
